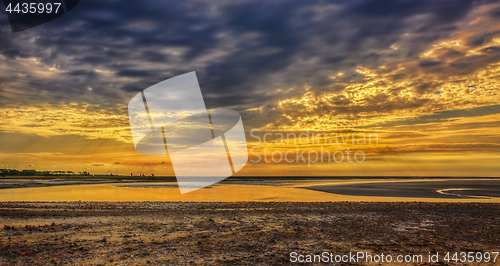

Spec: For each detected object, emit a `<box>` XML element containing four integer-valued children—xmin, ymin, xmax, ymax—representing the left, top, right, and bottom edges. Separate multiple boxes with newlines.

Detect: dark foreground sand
<box><xmin>1</xmin><ymin>202</ymin><xmax>499</xmax><ymax>265</ymax></box>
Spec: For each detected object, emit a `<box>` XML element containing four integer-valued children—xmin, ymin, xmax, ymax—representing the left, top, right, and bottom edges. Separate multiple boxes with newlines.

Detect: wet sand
<box><xmin>2</xmin><ymin>179</ymin><xmax>500</xmax><ymax>202</ymax></box>
<box><xmin>1</xmin><ymin>202</ymin><xmax>499</xmax><ymax>265</ymax></box>
<box><xmin>0</xmin><ymin>179</ymin><xmax>135</xmax><ymax>189</ymax></box>
<box><xmin>303</xmin><ymin>179</ymin><xmax>500</xmax><ymax>198</ymax></box>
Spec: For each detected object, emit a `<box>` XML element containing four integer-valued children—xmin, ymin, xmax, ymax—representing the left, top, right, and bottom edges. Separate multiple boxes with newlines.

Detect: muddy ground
<box><xmin>0</xmin><ymin>202</ymin><xmax>499</xmax><ymax>265</ymax></box>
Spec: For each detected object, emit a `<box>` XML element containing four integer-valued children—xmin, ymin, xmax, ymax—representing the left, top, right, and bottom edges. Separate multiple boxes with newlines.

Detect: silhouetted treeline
<box><xmin>0</xmin><ymin>169</ymin><xmax>91</xmax><ymax>177</ymax></box>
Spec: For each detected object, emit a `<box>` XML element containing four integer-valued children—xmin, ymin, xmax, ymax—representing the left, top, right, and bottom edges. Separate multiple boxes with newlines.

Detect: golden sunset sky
<box><xmin>0</xmin><ymin>0</ymin><xmax>499</xmax><ymax>177</ymax></box>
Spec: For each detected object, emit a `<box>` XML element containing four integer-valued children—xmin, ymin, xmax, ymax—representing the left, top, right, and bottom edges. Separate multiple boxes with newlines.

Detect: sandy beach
<box><xmin>1</xmin><ymin>201</ymin><xmax>499</xmax><ymax>265</ymax></box>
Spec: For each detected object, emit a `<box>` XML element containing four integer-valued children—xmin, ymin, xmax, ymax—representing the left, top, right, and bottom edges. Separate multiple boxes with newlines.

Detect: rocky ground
<box><xmin>0</xmin><ymin>202</ymin><xmax>499</xmax><ymax>265</ymax></box>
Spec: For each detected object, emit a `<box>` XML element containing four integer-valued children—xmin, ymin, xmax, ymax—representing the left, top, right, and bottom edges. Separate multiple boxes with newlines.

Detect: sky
<box><xmin>0</xmin><ymin>0</ymin><xmax>499</xmax><ymax>177</ymax></box>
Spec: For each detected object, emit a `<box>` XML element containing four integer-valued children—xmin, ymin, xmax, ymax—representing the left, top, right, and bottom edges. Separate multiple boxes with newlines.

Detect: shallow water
<box><xmin>0</xmin><ymin>179</ymin><xmax>499</xmax><ymax>202</ymax></box>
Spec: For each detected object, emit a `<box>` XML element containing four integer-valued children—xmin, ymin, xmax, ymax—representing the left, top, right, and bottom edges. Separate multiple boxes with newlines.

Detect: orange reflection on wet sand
<box><xmin>0</xmin><ymin>179</ymin><xmax>499</xmax><ymax>202</ymax></box>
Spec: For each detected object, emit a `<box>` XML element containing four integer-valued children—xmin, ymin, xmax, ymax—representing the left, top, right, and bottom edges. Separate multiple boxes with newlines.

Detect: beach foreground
<box><xmin>1</xmin><ymin>202</ymin><xmax>499</xmax><ymax>265</ymax></box>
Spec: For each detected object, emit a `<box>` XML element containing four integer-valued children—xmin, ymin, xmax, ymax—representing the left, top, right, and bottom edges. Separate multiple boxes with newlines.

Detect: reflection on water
<box><xmin>0</xmin><ymin>179</ymin><xmax>499</xmax><ymax>202</ymax></box>
<box><xmin>437</xmin><ymin>188</ymin><xmax>500</xmax><ymax>198</ymax></box>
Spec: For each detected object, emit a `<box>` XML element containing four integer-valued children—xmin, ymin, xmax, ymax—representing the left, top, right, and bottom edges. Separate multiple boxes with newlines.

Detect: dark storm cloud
<box><xmin>489</xmin><ymin>5</ymin><xmax>500</xmax><ymax>17</ymax></box>
<box><xmin>484</xmin><ymin>46</ymin><xmax>500</xmax><ymax>53</ymax></box>
<box><xmin>419</xmin><ymin>59</ymin><xmax>442</xmax><ymax>67</ymax></box>
<box><xmin>69</xmin><ymin>70</ymin><xmax>98</xmax><ymax>76</ymax></box>
<box><xmin>0</xmin><ymin>0</ymin><xmax>496</xmax><ymax>112</ymax></box>
<box><xmin>467</xmin><ymin>30</ymin><xmax>500</xmax><ymax>46</ymax></box>
<box><xmin>116</xmin><ymin>70</ymin><xmax>155</xmax><ymax>78</ymax></box>
<box><xmin>450</xmin><ymin>55</ymin><xmax>487</xmax><ymax>69</ymax></box>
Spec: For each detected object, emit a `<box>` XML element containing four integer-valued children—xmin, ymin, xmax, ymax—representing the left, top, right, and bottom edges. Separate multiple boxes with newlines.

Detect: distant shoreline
<box><xmin>0</xmin><ymin>176</ymin><xmax>499</xmax><ymax>190</ymax></box>
<box><xmin>1</xmin><ymin>175</ymin><xmax>499</xmax><ymax>180</ymax></box>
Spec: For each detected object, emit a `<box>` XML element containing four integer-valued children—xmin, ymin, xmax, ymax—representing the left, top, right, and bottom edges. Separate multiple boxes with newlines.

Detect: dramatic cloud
<box><xmin>0</xmin><ymin>0</ymin><xmax>498</xmax><ymax>110</ymax></box>
<box><xmin>1</xmin><ymin>0</ymin><xmax>499</xmax><ymax>175</ymax></box>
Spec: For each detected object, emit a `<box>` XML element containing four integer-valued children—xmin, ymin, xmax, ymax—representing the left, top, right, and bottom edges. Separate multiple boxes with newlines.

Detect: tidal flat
<box><xmin>1</xmin><ymin>202</ymin><xmax>499</xmax><ymax>265</ymax></box>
